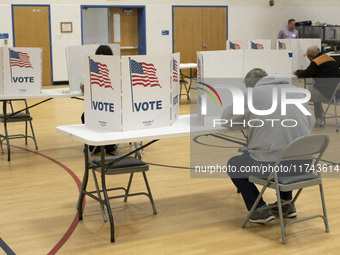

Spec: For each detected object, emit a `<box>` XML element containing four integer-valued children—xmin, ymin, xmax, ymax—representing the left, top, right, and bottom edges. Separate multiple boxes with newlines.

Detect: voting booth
<box><xmin>247</xmin><ymin>39</ymin><xmax>271</xmax><ymax>50</ymax></box>
<box><xmin>84</xmin><ymin>53</ymin><xmax>180</xmax><ymax>131</ymax></box>
<box><xmin>196</xmin><ymin>50</ymin><xmax>293</xmax><ymax>125</ymax></box>
<box><xmin>227</xmin><ymin>40</ymin><xmax>246</xmax><ymax>50</ymax></box>
<box><xmin>227</xmin><ymin>40</ymin><xmax>272</xmax><ymax>50</ymax></box>
<box><xmin>0</xmin><ymin>47</ymin><xmax>42</xmax><ymax>95</ymax></box>
<box><xmin>66</xmin><ymin>44</ymin><xmax>120</xmax><ymax>93</ymax></box>
<box><xmin>276</xmin><ymin>38</ymin><xmax>321</xmax><ymax>71</ymax></box>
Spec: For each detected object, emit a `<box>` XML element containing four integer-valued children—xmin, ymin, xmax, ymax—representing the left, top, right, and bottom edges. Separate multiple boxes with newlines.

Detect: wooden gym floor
<box><xmin>1</xmin><ymin>85</ymin><xmax>340</xmax><ymax>255</ymax></box>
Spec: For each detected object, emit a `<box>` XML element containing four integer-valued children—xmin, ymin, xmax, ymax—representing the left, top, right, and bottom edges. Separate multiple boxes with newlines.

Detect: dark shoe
<box><xmin>249</xmin><ymin>205</ymin><xmax>275</xmax><ymax>223</ymax></box>
<box><xmin>269</xmin><ymin>201</ymin><xmax>297</xmax><ymax>218</ymax></box>
<box><xmin>315</xmin><ymin>118</ymin><xmax>325</xmax><ymax>127</ymax></box>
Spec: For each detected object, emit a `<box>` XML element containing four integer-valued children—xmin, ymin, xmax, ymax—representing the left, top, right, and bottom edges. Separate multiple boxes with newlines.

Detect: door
<box><xmin>110</xmin><ymin>8</ymin><xmax>139</xmax><ymax>56</ymax></box>
<box><xmin>13</xmin><ymin>6</ymin><xmax>52</xmax><ymax>85</ymax></box>
<box><xmin>173</xmin><ymin>7</ymin><xmax>227</xmax><ymax>76</ymax></box>
<box><xmin>202</xmin><ymin>8</ymin><xmax>227</xmax><ymax>52</ymax></box>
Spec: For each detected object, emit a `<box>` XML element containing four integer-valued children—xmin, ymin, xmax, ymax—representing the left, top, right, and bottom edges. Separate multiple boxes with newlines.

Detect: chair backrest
<box><xmin>276</xmin><ymin>134</ymin><xmax>329</xmax><ymax>167</ymax></box>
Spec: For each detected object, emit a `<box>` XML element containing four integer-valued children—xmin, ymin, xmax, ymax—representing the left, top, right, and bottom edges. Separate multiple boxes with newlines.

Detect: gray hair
<box><xmin>244</xmin><ymin>68</ymin><xmax>268</xmax><ymax>88</ymax></box>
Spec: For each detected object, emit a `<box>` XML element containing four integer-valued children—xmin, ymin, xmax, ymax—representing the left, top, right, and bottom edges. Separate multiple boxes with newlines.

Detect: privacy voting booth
<box><xmin>276</xmin><ymin>38</ymin><xmax>321</xmax><ymax>71</ymax></box>
<box><xmin>196</xmin><ymin>50</ymin><xmax>293</xmax><ymax>125</ymax></box>
<box><xmin>227</xmin><ymin>40</ymin><xmax>271</xmax><ymax>50</ymax></box>
<box><xmin>65</xmin><ymin>44</ymin><xmax>120</xmax><ymax>93</ymax></box>
<box><xmin>84</xmin><ymin>53</ymin><xmax>180</xmax><ymax>131</ymax></box>
<box><xmin>0</xmin><ymin>47</ymin><xmax>42</xmax><ymax>95</ymax></box>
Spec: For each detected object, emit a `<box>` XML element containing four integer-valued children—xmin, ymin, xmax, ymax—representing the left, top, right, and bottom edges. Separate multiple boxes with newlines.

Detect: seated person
<box><xmin>294</xmin><ymin>45</ymin><xmax>340</xmax><ymax>126</ymax></box>
<box><xmin>222</xmin><ymin>68</ymin><xmax>315</xmax><ymax>223</ymax></box>
<box><xmin>81</xmin><ymin>45</ymin><xmax>116</xmax><ymax>154</ymax></box>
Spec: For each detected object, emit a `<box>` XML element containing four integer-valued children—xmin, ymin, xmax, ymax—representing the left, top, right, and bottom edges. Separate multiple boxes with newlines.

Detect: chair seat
<box><xmin>93</xmin><ymin>156</ymin><xmax>149</xmax><ymax>175</ymax></box>
<box><xmin>250</xmin><ymin>173</ymin><xmax>321</xmax><ymax>191</ymax></box>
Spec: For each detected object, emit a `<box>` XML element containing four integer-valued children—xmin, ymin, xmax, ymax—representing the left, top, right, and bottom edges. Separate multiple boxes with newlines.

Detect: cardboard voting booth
<box><xmin>66</xmin><ymin>44</ymin><xmax>120</xmax><ymax>92</ymax></box>
<box><xmin>121</xmin><ymin>55</ymin><xmax>172</xmax><ymax>131</ymax></box>
<box><xmin>0</xmin><ymin>47</ymin><xmax>42</xmax><ymax>95</ymax></box>
<box><xmin>84</xmin><ymin>53</ymin><xmax>180</xmax><ymax>131</ymax></box>
<box><xmin>196</xmin><ymin>50</ymin><xmax>293</xmax><ymax>125</ymax></box>
<box><xmin>84</xmin><ymin>55</ymin><xmax>121</xmax><ymax>131</ymax></box>
<box><xmin>227</xmin><ymin>40</ymin><xmax>246</xmax><ymax>50</ymax></box>
<box><xmin>276</xmin><ymin>38</ymin><xmax>321</xmax><ymax>71</ymax></box>
<box><xmin>247</xmin><ymin>39</ymin><xmax>271</xmax><ymax>50</ymax></box>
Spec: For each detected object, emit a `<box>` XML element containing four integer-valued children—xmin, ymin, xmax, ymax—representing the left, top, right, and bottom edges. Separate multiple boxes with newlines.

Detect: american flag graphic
<box><xmin>278</xmin><ymin>41</ymin><xmax>286</xmax><ymax>50</ymax></box>
<box><xmin>173</xmin><ymin>58</ymin><xmax>178</xmax><ymax>83</ymax></box>
<box><xmin>251</xmin><ymin>42</ymin><xmax>264</xmax><ymax>50</ymax></box>
<box><xmin>229</xmin><ymin>41</ymin><xmax>241</xmax><ymax>50</ymax></box>
<box><xmin>89</xmin><ymin>58</ymin><xmax>113</xmax><ymax>90</ymax></box>
<box><xmin>130</xmin><ymin>59</ymin><xmax>161</xmax><ymax>88</ymax></box>
<box><xmin>10</xmin><ymin>49</ymin><xmax>33</xmax><ymax>68</ymax></box>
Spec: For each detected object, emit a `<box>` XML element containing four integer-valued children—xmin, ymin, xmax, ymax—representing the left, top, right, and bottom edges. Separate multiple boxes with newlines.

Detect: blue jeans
<box><xmin>227</xmin><ymin>152</ymin><xmax>312</xmax><ymax>211</ymax></box>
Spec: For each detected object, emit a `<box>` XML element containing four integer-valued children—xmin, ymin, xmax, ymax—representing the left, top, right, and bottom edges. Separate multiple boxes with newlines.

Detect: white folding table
<box><xmin>0</xmin><ymin>88</ymin><xmax>83</xmax><ymax>160</ymax></box>
<box><xmin>56</xmin><ymin>114</ymin><xmax>203</xmax><ymax>242</ymax></box>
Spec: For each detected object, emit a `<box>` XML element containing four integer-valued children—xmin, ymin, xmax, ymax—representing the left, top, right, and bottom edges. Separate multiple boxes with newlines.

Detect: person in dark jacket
<box><xmin>294</xmin><ymin>45</ymin><xmax>340</xmax><ymax>126</ymax></box>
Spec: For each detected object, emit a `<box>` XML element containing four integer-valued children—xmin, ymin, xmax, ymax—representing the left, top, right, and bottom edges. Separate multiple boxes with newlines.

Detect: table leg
<box><xmin>77</xmin><ymin>144</ymin><xmax>90</xmax><ymax>220</ymax></box>
<box><xmin>100</xmin><ymin>146</ymin><xmax>115</xmax><ymax>242</ymax></box>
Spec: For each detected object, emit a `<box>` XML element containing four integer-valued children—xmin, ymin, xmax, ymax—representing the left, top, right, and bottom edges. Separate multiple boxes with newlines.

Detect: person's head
<box><xmin>244</xmin><ymin>68</ymin><xmax>268</xmax><ymax>88</ymax></box>
<box><xmin>287</xmin><ymin>19</ymin><xmax>296</xmax><ymax>31</ymax></box>
<box><xmin>95</xmin><ymin>45</ymin><xmax>113</xmax><ymax>56</ymax></box>
<box><xmin>304</xmin><ymin>45</ymin><xmax>320</xmax><ymax>61</ymax></box>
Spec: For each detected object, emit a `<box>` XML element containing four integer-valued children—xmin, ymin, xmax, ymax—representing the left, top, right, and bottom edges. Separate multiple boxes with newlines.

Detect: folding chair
<box><xmin>77</xmin><ymin>141</ymin><xmax>157</xmax><ymax>242</ymax></box>
<box><xmin>0</xmin><ymin>99</ymin><xmax>38</xmax><ymax>161</ymax></box>
<box><xmin>322</xmin><ymin>82</ymin><xmax>340</xmax><ymax>132</ymax></box>
<box><xmin>242</xmin><ymin>134</ymin><xmax>330</xmax><ymax>244</ymax></box>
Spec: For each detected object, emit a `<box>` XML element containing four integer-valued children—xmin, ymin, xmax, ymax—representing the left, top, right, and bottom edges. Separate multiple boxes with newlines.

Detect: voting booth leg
<box><xmin>99</xmin><ymin>146</ymin><xmax>115</xmax><ymax>243</ymax></box>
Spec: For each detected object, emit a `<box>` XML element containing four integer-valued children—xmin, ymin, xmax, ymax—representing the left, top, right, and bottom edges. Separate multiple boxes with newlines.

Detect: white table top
<box><xmin>180</xmin><ymin>63</ymin><xmax>197</xmax><ymax>69</ymax></box>
<box><xmin>0</xmin><ymin>88</ymin><xmax>83</xmax><ymax>100</ymax></box>
<box><xmin>56</xmin><ymin>114</ymin><xmax>220</xmax><ymax>146</ymax></box>
<box><xmin>57</xmin><ymin>114</ymin><xmax>193</xmax><ymax>146</ymax></box>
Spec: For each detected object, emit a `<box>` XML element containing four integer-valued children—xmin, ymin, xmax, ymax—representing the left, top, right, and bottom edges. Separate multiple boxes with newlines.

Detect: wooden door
<box><xmin>174</xmin><ymin>7</ymin><xmax>203</xmax><ymax>65</ymax></box>
<box><xmin>110</xmin><ymin>8</ymin><xmax>139</xmax><ymax>56</ymax></box>
<box><xmin>202</xmin><ymin>7</ymin><xmax>227</xmax><ymax>51</ymax></box>
<box><xmin>173</xmin><ymin>7</ymin><xmax>227</xmax><ymax>76</ymax></box>
<box><xmin>13</xmin><ymin>6</ymin><xmax>52</xmax><ymax>85</ymax></box>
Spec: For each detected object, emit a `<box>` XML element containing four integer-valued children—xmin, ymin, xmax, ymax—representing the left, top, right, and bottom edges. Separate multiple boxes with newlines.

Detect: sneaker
<box><xmin>249</xmin><ymin>205</ymin><xmax>275</xmax><ymax>223</ymax></box>
<box><xmin>268</xmin><ymin>201</ymin><xmax>297</xmax><ymax>218</ymax></box>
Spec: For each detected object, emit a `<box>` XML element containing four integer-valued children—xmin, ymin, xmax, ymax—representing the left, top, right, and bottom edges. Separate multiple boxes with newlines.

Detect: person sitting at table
<box><xmin>80</xmin><ymin>45</ymin><xmax>117</xmax><ymax>154</ymax></box>
<box><xmin>221</xmin><ymin>68</ymin><xmax>315</xmax><ymax>223</ymax></box>
<box><xmin>294</xmin><ymin>45</ymin><xmax>340</xmax><ymax>127</ymax></box>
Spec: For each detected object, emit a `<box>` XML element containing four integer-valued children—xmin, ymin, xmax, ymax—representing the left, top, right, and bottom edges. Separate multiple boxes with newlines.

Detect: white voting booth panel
<box><xmin>66</xmin><ymin>44</ymin><xmax>120</xmax><ymax>92</ymax></box>
<box><xmin>197</xmin><ymin>50</ymin><xmax>293</xmax><ymax>125</ymax></box>
<box><xmin>84</xmin><ymin>55</ymin><xmax>121</xmax><ymax>131</ymax></box>
<box><xmin>227</xmin><ymin>40</ymin><xmax>247</xmax><ymax>50</ymax></box>
<box><xmin>0</xmin><ymin>47</ymin><xmax>42</xmax><ymax>95</ymax></box>
<box><xmin>121</xmin><ymin>55</ymin><xmax>172</xmax><ymax>131</ymax></box>
<box><xmin>276</xmin><ymin>38</ymin><xmax>321</xmax><ymax>71</ymax></box>
<box><xmin>243</xmin><ymin>50</ymin><xmax>293</xmax><ymax>77</ymax></box>
<box><xmin>84</xmin><ymin>54</ymin><xmax>180</xmax><ymax>131</ymax></box>
<box><xmin>247</xmin><ymin>40</ymin><xmax>271</xmax><ymax>50</ymax></box>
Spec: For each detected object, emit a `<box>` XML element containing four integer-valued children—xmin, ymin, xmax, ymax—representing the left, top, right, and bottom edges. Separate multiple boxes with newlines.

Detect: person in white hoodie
<box><xmin>221</xmin><ymin>68</ymin><xmax>315</xmax><ymax>223</ymax></box>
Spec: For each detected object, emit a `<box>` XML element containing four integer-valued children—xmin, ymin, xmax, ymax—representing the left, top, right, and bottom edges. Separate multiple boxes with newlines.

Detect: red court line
<box><xmin>8</xmin><ymin>144</ymin><xmax>85</xmax><ymax>255</ymax></box>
